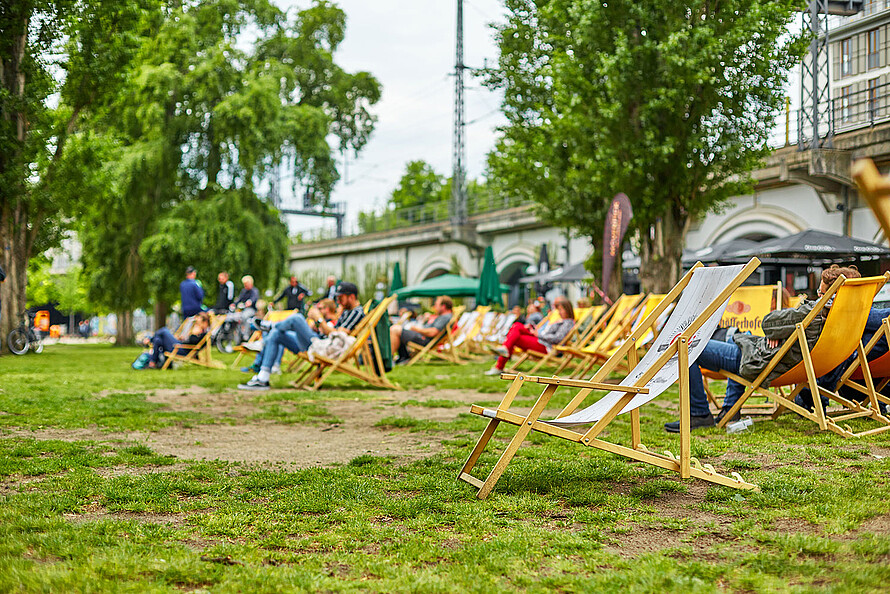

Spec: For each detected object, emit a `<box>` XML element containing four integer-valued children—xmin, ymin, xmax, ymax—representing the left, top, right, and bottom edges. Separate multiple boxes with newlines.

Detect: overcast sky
<box><xmin>276</xmin><ymin>0</ymin><xmax>507</xmax><ymax>235</ymax></box>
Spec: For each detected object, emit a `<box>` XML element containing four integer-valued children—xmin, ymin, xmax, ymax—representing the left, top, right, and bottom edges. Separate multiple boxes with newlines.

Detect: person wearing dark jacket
<box><xmin>664</xmin><ymin>264</ymin><xmax>861</xmax><ymax>433</ymax></box>
<box><xmin>213</xmin><ymin>271</ymin><xmax>235</xmax><ymax>313</ymax></box>
<box><xmin>179</xmin><ymin>266</ymin><xmax>205</xmax><ymax>317</ymax></box>
<box><xmin>274</xmin><ymin>276</ymin><xmax>312</xmax><ymax>312</ymax></box>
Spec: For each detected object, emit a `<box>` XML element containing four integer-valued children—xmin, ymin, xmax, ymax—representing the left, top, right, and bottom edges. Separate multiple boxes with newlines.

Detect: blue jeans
<box><xmin>252</xmin><ymin>335</ymin><xmax>290</xmax><ymax>368</ymax></box>
<box><xmin>260</xmin><ymin>313</ymin><xmax>319</xmax><ymax>370</ymax></box>
<box><xmin>151</xmin><ymin>327</ymin><xmax>177</xmax><ymax>365</ymax></box>
<box><xmin>689</xmin><ymin>339</ymin><xmax>744</xmax><ymax>416</ymax></box>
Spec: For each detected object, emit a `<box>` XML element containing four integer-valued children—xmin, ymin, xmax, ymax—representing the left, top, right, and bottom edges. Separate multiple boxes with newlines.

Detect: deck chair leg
<box><xmin>678</xmin><ymin>339</ymin><xmax>691</xmax><ymax>479</ymax></box>
<box><xmin>458</xmin><ymin>419</ymin><xmax>501</xmax><ymax>487</ymax></box>
<box><xmin>477</xmin><ymin>384</ymin><xmax>559</xmax><ymax>499</ymax></box>
<box><xmin>797</xmin><ymin>326</ymin><xmax>827</xmax><ymax>431</ymax></box>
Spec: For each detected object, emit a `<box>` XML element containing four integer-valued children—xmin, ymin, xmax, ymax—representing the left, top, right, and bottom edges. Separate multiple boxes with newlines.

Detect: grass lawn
<box><xmin>1</xmin><ymin>343</ymin><xmax>890</xmax><ymax>592</ymax></box>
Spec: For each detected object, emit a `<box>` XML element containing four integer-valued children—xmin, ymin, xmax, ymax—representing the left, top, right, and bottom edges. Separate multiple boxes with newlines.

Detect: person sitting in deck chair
<box><xmin>664</xmin><ymin>264</ymin><xmax>860</xmax><ymax>433</ymax></box>
<box><xmin>238</xmin><ymin>282</ymin><xmax>364</xmax><ymax>391</ymax></box>
<box><xmin>240</xmin><ymin>298</ymin><xmax>339</xmax><ymax>375</ymax></box>
<box><xmin>141</xmin><ymin>311</ymin><xmax>212</xmax><ymax>369</ymax></box>
<box><xmin>484</xmin><ymin>296</ymin><xmax>575</xmax><ymax>376</ymax></box>
<box><xmin>390</xmin><ymin>296</ymin><xmax>454</xmax><ymax>365</ymax></box>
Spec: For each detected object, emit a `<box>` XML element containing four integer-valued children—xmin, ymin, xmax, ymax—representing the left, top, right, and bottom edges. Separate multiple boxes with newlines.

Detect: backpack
<box><xmin>131</xmin><ymin>352</ymin><xmax>151</xmax><ymax>370</ymax></box>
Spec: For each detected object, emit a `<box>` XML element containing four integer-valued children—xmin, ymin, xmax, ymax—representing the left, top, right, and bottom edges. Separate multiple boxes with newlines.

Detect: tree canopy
<box><xmin>64</xmin><ymin>0</ymin><xmax>380</xmax><ymax>340</ymax></box>
<box><xmin>484</xmin><ymin>0</ymin><xmax>805</xmax><ymax>292</ymax></box>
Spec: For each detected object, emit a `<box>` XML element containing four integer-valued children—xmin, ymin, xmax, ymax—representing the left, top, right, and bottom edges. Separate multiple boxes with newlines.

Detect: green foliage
<box><xmin>26</xmin><ymin>259</ymin><xmax>90</xmax><ymax>313</ymax></box>
<box><xmin>485</xmin><ymin>0</ymin><xmax>805</xmax><ymax>289</ymax></box>
<box><xmin>71</xmin><ymin>0</ymin><xmax>381</xmax><ymax>319</ymax></box>
<box><xmin>139</xmin><ymin>188</ymin><xmax>288</xmax><ymax>305</ymax></box>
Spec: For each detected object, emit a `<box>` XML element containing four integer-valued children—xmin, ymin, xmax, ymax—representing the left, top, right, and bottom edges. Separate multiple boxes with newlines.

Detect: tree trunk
<box><xmin>638</xmin><ymin>206</ymin><xmax>690</xmax><ymax>294</ymax></box>
<box><xmin>153</xmin><ymin>300</ymin><xmax>168</xmax><ymax>331</ymax></box>
<box><xmin>0</xmin><ymin>204</ymin><xmax>29</xmax><ymax>354</ymax></box>
<box><xmin>115</xmin><ymin>310</ymin><xmax>134</xmax><ymax>346</ymax></box>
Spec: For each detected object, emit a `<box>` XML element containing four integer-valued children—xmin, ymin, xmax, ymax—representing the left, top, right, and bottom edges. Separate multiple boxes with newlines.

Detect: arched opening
<box><xmin>422</xmin><ymin>268</ymin><xmax>449</xmax><ymax>281</ymax></box>
<box><xmin>499</xmin><ymin>259</ymin><xmax>533</xmax><ymax>307</ymax></box>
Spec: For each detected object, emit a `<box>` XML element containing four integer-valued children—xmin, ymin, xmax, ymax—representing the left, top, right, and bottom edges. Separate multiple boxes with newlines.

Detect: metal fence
<box><xmin>768</xmin><ymin>82</ymin><xmax>890</xmax><ymax>148</ymax></box>
<box><xmin>294</xmin><ymin>194</ymin><xmax>533</xmax><ymax>242</ymax></box>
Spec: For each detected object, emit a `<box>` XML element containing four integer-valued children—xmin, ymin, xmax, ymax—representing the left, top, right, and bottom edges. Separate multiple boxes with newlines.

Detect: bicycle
<box><xmin>7</xmin><ymin>310</ymin><xmax>44</xmax><ymax>355</ymax></box>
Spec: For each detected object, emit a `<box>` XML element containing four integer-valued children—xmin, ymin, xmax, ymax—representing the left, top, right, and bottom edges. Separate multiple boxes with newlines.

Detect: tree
<box><xmin>485</xmin><ymin>0</ymin><xmax>805</xmax><ymax>292</ymax></box>
<box><xmin>139</xmin><ymin>188</ymin><xmax>289</xmax><ymax>306</ymax></box>
<box><xmin>74</xmin><ymin>0</ymin><xmax>380</xmax><ymax>341</ymax></box>
<box><xmin>0</xmin><ymin>1</ymin><xmax>160</xmax><ymax>350</ymax></box>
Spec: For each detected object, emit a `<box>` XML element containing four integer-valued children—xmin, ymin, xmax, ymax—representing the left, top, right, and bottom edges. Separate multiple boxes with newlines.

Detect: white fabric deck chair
<box><xmin>458</xmin><ymin>259</ymin><xmax>761</xmax><ymax>499</ymax></box>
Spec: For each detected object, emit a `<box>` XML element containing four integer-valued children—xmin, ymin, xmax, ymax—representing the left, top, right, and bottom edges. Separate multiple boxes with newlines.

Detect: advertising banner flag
<box><xmin>601</xmin><ymin>193</ymin><xmax>632</xmax><ymax>293</ymax></box>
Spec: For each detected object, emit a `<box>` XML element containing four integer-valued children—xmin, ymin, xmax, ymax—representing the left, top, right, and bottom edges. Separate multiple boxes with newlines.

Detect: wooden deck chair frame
<box><xmin>557</xmin><ymin>294</ymin><xmax>647</xmax><ymax>379</ymax></box>
<box><xmin>521</xmin><ymin>306</ymin><xmax>608</xmax><ymax>374</ymax></box>
<box><xmin>405</xmin><ymin>306</ymin><xmax>467</xmax><ymax>366</ymax></box>
<box><xmin>545</xmin><ymin>300</ymin><xmax>625</xmax><ymax>376</ymax></box>
<box><xmin>161</xmin><ymin>331</ymin><xmax>225</xmax><ymax>370</ymax></box>
<box><xmin>466</xmin><ymin>309</ymin><xmax>500</xmax><ymax>357</ymax></box>
<box><xmin>292</xmin><ymin>296</ymin><xmax>400</xmax><ymax>391</ymax></box>
<box><xmin>459</xmin><ymin>259</ymin><xmax>762</xmax><ymax>499</ymax></box>
<box><xmin>833</xmin><ymin>317</ymin><xmax>890</xmax><ymax>426</ymax></box>
<box><xmin>504</xmin><ymin>306</ymin><xmax>598</xmax><ymax>373</ymax></box>
<box><xmin>454</xmin><ymin>307</ymin><xmax>491</xmax><ymax>359</ymax></box>
<box><xmin>715</xmin><ymin>273</ymin><xmax>890</xmax><ymax>438</ymax></box>
<box><xmin>702</xmin><ymin>283</ymin><xmax>784</xmax><ymax>416</ymax></box>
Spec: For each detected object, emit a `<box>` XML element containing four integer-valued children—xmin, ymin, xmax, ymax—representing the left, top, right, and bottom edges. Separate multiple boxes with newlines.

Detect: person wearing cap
<box><xmin>238</xmin><ymin>281</ymin><xmax>365</xmax><ymax>390</ymax></box>
<box><xmin>180</xmin><ymin>266</ymin><xmax>205</xmax><ymax>318</ymax></box>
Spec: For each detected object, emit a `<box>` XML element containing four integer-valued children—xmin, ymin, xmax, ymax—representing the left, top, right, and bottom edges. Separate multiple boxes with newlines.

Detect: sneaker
<box><xmin>664</xmin><ymin>413</ymin><xmax>715</xmax><ymax>433</ymax></box>
<box><xmin>493</xmin><ymin>345</ymin><xmax>510</xmax><ymax>358</ymax></box>
<box><xmin>243</xmin><ymin>340</ymin><xmax>263</xmax><ymax>352</ymax></box>
<box><xmin>715</xmin><ymin>407</ymin><xmax>740</xmax><ymax>424</ymax></box>
<box><xmin>251</xmin><ymin>318</ymin><xmax>272</xmax><ymax>332</ymax></box>
<box><xmin>484</xmin><ymin>366</ymin><xmax>503</xmax><ymax>376</ymax></box>
<box><xmin>237</xmin><ymin>378</ymin><xmax>270</xmax><ymax>391</ymax></box>
<box><xmin>271</xmin><ymin>366</ymin><xmax>281</xmax><ymax>375</ymax></box>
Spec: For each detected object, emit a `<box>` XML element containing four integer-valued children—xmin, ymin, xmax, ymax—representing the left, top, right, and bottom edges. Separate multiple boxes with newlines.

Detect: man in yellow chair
<box><xmin>664</xmin><ymin>265</ymin><xmax>859</xmax><ymax>432</ymax></box>
<box><xmin>238</xmin><ymin>282</ymin><xmax>364</xmax><ymax>390</ymax></box>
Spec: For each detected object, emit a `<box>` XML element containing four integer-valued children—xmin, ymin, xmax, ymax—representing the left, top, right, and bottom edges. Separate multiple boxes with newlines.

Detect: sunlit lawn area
<box><xmin>1</xmin><ymin>343</ymin><xmax>890</xmax><ymax>592</ymax></box>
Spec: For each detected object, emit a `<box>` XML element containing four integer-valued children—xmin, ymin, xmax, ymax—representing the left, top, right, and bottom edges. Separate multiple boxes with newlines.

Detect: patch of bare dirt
<box><xmin>606</xmin><ymin>526</ymin><xmax>724</xmax><ymax>558</ymax></box>
<box><xmin>92</xmin><ymin>463</ymin><xmax>190</xmax><ymax>478</ymax></box>
<box><xmin>1</xmin><ymin>386</ymin><xmax>508</xmax><ymax>468</ymax></box>
<box><xmin>66</xmin><ymin>509</ymin><xmax>194</xmax><ymax>526</ymax></box>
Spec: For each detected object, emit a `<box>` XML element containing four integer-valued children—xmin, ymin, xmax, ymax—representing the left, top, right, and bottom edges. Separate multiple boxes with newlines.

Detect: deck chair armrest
<box><xmin>499</xmin><ymin>373</ymin><xmax>648</xmax><ymax>394</ymax></box>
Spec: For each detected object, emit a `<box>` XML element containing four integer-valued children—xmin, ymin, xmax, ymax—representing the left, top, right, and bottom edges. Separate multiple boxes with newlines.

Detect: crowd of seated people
<box><xmin>390</xmin><ymin>296</ymin><xmax>454</xmax><ymax>364</ymax></box>
<box><xmin>484</xmin><ymin>296</ymin><xmax>576</xmax><ymax>376</ymax></box>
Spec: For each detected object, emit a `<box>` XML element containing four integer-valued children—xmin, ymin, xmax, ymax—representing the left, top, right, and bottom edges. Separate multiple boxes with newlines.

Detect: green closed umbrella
<box><xmin>390</xmin><ymin>262</ymin><xmax>404</xmax><ymax>294</ymax></box>
<box><xmin>476</xmin><ymin>246</ymin><xmax>501</xmax><ymax>306</ymax></box>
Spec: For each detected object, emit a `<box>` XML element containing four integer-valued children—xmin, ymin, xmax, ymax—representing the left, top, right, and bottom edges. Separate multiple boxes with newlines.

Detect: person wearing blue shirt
<box><xmin>180</xmin><ymin>266</ymin><xmax>205</xmax><ymax>317</ymax></box>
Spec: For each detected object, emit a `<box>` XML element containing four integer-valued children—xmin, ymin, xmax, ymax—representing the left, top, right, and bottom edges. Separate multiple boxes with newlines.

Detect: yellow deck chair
<box><xmin>161</xmin><ymin>330</ymin><xmax>224</xmax><ymax>370</ymax></box>
<box><xmin>716</xmin><ymin>273</ymin><xmax>890</xmax><ymax>438</ymax></box>
<box><xmin>459</xmin><ymin>259</ymin><xmax>762</xmax><ymax>499</ymax></box>
<box><xmin>559</xmin><ymin>294</ymin><xmax>646</xmax><ymax>379</ymax></box>
<box><xmin>454</xmin><ymin>307</ymin><xmax>492</xmax><ymax>358</ymax></box>
<box><xmin>292</xmin><ymin>296</ymin><xmax>400</xmax><ymax>391</ymax></box>
<box><xmin>834</xmin><ymin>316</ymin><xmax>890</xmax><ymax>425</ymax></box>
<box><xmin>505</xmin><ymin>307</ymin><xmax>594</xmax><ymax>373</ymax></box>
<box><xmin>405</xmin><ymin>306</ymin><xmax>467</xmax><ymax>365</ymax></box>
